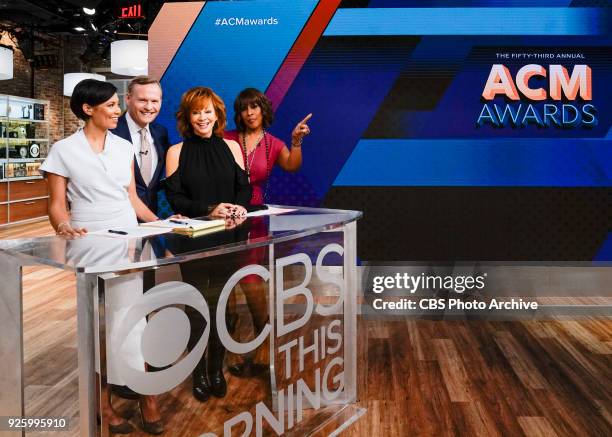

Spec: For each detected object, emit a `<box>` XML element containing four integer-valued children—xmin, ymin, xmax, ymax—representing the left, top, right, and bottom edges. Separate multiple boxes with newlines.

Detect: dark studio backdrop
<box><xmin>151</xmin><ymin>0</ymin><xmax>612</xmax><ymax>262</ymax></box>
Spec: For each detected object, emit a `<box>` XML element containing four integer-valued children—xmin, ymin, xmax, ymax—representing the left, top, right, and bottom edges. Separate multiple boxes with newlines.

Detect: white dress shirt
<box><xmin>126</xmin><ymin>111</ymin><xmax>158</xmax><ymax>178</ymax></box>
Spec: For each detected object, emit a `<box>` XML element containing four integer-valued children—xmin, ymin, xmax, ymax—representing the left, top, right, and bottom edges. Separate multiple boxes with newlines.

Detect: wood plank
<box><xmin>432</xmin><ymin>338</ymin><xmax>472</xmax><ymax>402</ymax></box>
<box><xmin>494</xmin><ymin>331</ymin><xmax>547</xmax><ymax>390</ymax></box>
<box><xmin>560</xmin><ymin>320</ymin><xmax>612</xmax><ymax>355</ymax></box>
<box><xmin>406</xmin><ymin>320</ymin><xmax>426</xmax><ymax>361</ymax></box>
<box><xmin>456</xmin><ymin>401</ymin><xmax>502</xmax><ymax>437</ymax></box>
<box><xmin>517</xmin><ymin>416</ymin><xmax>559</xmax><ymax>437</ymax></box>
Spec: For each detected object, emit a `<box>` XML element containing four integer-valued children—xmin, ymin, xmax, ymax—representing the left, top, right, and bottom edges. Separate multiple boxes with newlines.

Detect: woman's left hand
<box><xmin>229</xmin><ymin>205</ymin><xmax>247</xmax><ymax>218</ymax></box>
<box><xmin>210</xmin><ymin>203</ymin><xmax>246</xmax><ymax>219</ymax></box>
<box><xmin>291</xmin><ymin>113</ymin><xmax>312</xmax><ymax>146</ymax></box>
<box><xmin>224</xmin><ymin>215</ymin><xmax>246</xmax><ymax>229</ymax></box>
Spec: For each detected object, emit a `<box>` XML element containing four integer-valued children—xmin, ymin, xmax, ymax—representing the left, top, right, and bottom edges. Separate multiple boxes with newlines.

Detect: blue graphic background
<box><xmin>160</xmin><ymin>2</ymin><xmax>612</xmax><ymax>193</ymax></box>
<box><xmin>158</xmin><ymin>0</ymin><xmax>318</xmax><ymax>144</ymax></box>
<box><xmin>158</xmin><ymin>0</ymin><xmax>612</xmax><ymax>260</ymax></box>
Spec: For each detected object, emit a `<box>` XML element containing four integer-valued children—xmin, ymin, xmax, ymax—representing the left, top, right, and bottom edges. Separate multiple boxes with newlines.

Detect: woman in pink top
<box><xmin>224</xmin><ymin>88</ymin><xmax>311</xmax><ymax>376</ymax></box>
<box><xmin>224</xmin><ymin>88</ymin><xmax>311</xmax><ymax>205</ymax></box>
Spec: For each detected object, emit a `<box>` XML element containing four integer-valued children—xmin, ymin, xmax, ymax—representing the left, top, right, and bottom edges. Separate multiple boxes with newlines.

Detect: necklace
<box><xmin>241</xmin><ymin>130</ymin><xmax>270</xmax><ymax>181</ymax></box>
<box><xmin>241</xmin><ymin>130</ymin><xmax>271</xmax><ymax>201</ymax></box>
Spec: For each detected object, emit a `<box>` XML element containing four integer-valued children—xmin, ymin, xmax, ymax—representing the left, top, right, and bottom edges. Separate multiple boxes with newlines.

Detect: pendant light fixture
<box><xmin>110</xmin><ymin>40</ymin><xmax>148</xmax><ymax>76</ymax></box>
<box><xmin>0</xmin><ymin>44</ymin><xmax>14</xmax><ymax>80</ymax></box>
<box><xmin>63</xmin><ymin>73</ymin><xmax>106</xmax><ymax>97</ymax></box>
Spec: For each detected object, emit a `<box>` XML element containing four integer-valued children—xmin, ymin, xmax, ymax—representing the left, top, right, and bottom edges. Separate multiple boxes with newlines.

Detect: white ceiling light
<box><xmin>74</xmin><ymin>26</ymin><xmax>85</xmax><ymax>32</ymax></box>
<box><xmin>83</xmin><ymin>7</ymin><xmax>96</xmax><ymax>15</ymax></box>
<box><xmin>0</xmin><ymin>45</ymin><xmax>14</xmax><ymax>80</ymax></box>
<box><xmin>63</xmin><ymin>73</ymin><xmax>106</xmax><ymax>97</ymax></box>
<box><xmin>111</xmin><ymin>40</ymin><xmax>148</xmax><ymax>76</ymax></box>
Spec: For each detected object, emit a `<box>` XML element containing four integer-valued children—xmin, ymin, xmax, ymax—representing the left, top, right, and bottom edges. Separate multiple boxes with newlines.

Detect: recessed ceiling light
<box><xmin>83</xmin><ymin>7</ymin><xmax>96</xmax><ymax>16</ymax></box>
<box><xmin>74</xmin><ymin>26</ymin><xmax>85</xmax><ymax>32</ymax></box>
<box><xmin>90</xmin><ymin>22</ymin><xmax>97</xmax><ymax>31</ymax></box>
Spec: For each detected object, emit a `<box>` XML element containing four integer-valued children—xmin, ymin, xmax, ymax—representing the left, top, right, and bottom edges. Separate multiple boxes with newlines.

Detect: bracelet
<box><xmin>291</xmin><ymin>138</ymin><xmax>303</xmax><ymax>148</ymax></box>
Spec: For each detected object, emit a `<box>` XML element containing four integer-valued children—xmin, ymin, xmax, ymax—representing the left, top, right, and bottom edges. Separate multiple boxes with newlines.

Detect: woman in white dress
<box><xmin>40</xmin><ymin>79</ymin><xmax>163</xmax><ymax>434</ymax></box>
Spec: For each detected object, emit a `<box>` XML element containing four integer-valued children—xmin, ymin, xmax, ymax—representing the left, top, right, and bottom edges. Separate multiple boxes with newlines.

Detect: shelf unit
<box><xmin>0</xmin><ymin>94</ymin><xmax>50</xmax><ymax>226</ymax></box>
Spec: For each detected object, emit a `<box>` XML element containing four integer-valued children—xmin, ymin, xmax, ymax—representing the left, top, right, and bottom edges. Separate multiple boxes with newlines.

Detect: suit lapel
<box><xmin>134</xmin><ymin>155</ymin><xmax>146</xmax><ymax>187</ymax></box>
<box><xmin>150</xmin><ymin>124</ymin><xmax>165</xmax><ymax>162</ymax></box>
<box><xmin>114</xmin><ymin>115</ymin><xmax>132</xmax><ymax>143</ymax></box>
<box><xmin>149</xmin><ymin>124</ymin><xmax>166</xmax><ymax>185</ymax></box>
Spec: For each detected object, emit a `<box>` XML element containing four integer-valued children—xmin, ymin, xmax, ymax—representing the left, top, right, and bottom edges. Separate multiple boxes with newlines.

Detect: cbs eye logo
<box><xmin>111</xmin><ymin>265</ymin><xmax>270</xmax><ymax>395</ymax></box>
<box><xmin>111</xmin><ymin>280</ymin><xmax>210</xmax><ymax>395</ymax></box>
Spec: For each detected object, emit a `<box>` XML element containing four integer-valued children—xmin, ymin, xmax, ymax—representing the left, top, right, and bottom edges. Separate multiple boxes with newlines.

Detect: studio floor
<box><xmin>1</xmin><ymin>220</ymin><xmax>611</xmax><ymax>436</ymax></box>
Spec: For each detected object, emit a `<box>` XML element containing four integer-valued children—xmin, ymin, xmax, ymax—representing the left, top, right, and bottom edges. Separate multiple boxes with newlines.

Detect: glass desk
<box><xmin>0</xmin><ymin>206</ymin><xmax>363</xmax><ymax>436</ymax></box>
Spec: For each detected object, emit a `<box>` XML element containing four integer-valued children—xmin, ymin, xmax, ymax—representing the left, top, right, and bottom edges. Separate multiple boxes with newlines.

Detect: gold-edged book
<box><xmin>177</xmin><ymin>224</ymin><xmax>227</xmax><ymax>238</ymax></box>
<box><xmin>142</xmin><ymin>218</ymin><xmax>226</xmax><ymax>235</ymax></box>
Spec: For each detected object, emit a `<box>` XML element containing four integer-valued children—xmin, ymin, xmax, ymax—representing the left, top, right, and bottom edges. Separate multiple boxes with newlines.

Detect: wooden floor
<box><xmin>3</xmin><ymin>220</ymin><xmax>611</xmax><ymax>436</ymax></box>
<box><xmin>349</xmin><ymin>318</ymin><xmax>611</xmax><ymax>437</ymax></box>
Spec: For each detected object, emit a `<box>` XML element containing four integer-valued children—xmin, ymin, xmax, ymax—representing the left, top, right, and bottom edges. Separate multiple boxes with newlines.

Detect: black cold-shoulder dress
<box><xmin>165</xmin><ymin>134</ymin><xmax>251</xmax><ymax>216</ymax></box>
<box><xmin>164</xmin><ymin>133</ymin><xmax>252</xmax><ymax>301</ymax></box>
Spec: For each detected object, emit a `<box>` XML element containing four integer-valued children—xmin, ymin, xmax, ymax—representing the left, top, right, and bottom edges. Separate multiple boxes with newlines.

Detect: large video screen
<box><xmin>153</xmin><ymin>0</ymin><xmax>612</xmax><ymax>261</ymax></box>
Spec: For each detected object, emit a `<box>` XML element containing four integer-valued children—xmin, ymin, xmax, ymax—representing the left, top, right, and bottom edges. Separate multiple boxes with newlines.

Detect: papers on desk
<box><xmin>247</xmin><ymin>206</ymin><xmax>297</xmax><ymax>217</ymax></box>
<box><xmin>141</xmin><ymin>218</ymin><xmax>226</xmax><ymax>235</ymax></box>
<box><xmin>87</xmin><ymin>227</ymin><xmax>172</xmax><ymax>239</ymax></box>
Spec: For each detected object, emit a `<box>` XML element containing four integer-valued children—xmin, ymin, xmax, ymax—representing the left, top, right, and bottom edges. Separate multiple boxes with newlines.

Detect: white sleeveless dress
<box><xmin>41</xmin><ymin>129</ymin><xmax>146</xmax><ymax>385</ymax></box>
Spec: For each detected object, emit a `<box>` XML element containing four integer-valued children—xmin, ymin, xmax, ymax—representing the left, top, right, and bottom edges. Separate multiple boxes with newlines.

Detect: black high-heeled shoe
<box><xmin>192</xmin><ymin>370</ymin><xmax>211</xmax><ymax>402</ymax></box>
<box><xmin>139</xmin><ymin>402</ymin><xmax>164</xmax><ymax>435</ymax></box>
<box><xmin>208</xmin><ymin>370</ymin><xmax>227</xmax><ymax>398</ymax></box>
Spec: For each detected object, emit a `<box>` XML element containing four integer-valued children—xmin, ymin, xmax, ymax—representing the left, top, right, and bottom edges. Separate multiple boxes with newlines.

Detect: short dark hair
<box><xmin>233</xmin><ymin>88</ymin><xmax>274</xmax><ymax>132</ymax></box>
<box><xmin>70</xmin><ymin>79</ymin><xmax>117</xmax><ymax>121</ymax></box>
<box><xmin>127</xmin><ymin>76</ymin><xmax>161</xmax><ymax>95</ymax></box>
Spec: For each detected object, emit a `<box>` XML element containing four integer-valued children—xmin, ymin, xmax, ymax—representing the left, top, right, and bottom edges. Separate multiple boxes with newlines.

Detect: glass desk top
<box><xmin>0</xmin><ymin>206</ymin><xmax>361</xmax><ymax>273</ymax></box>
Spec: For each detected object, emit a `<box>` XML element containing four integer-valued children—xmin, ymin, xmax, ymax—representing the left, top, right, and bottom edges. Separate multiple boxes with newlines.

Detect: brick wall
<box><xmin>33</xmin><ymin>39</ymin><xmax>63</xmax><ymax>144</ymax></box>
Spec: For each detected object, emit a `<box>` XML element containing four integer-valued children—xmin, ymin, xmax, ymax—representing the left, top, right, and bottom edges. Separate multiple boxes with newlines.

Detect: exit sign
<box><xmin>116</xmin><ymin>1</ymin><xmax>144</xmax><ymax>19</ymax></box>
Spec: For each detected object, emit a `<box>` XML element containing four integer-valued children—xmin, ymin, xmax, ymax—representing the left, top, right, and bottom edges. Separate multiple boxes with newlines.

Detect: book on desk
<box><xmin>141</xmin><ymin>218</ymin><xmax>226</xmax><ymax>236</ymax></box>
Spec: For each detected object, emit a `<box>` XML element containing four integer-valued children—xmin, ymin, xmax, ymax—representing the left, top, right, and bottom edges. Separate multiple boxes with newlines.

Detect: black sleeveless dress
<box><xmin>165</xmin><ymin>134</ymin><xmax>252</xmax><ymax>217</ymax></box>
<box><xmin>164</xmin><ymin>134</ymin><xmax>252</xmax><ymax>312</ymax></box>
